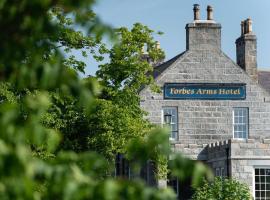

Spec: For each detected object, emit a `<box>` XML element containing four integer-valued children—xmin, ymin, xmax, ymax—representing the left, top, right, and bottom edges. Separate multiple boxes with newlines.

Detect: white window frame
<box><xmin>162</xmin><ymin>107</ymin><xmax>178</xmax><ymax>141</ymax></box>
<box><xmin>233</xmin><ymin>107</ymin><xmax>249</xmax><ymax>139</ymax></box>
<box><xmin>253</xmin><ymin>166</ymin><xmax>270</xmax><ymax>200</ymax></box>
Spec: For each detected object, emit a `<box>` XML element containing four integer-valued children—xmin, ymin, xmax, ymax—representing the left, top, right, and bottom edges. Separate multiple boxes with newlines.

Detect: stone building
<box><xmin>139</xmin><ymin>4</ymin><xmax>270</xmax><ymax>200</ymax></box>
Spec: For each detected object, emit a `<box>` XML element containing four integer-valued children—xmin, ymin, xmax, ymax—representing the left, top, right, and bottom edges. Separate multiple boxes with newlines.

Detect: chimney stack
<box><xmin>193</xmin><ymin>4</ymin><xmax>200</xmax><ymax>20</ymax></box>
<box><xmin>141</xmin><ymin>42</ymin><xmax>164</xmax><ymax>66</ymax></box>
<box><xmin>236</xmin><ymin>18</ymin><xmax>257</xmax><ymax>81</ymax></box>
<box><xmin>186</xmin><ymin>5</ymin><xmax>221</xmax><ymax>51</ymax></box>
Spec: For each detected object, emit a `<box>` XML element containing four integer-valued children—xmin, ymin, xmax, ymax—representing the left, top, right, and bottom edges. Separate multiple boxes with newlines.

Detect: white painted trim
<box><xmin>252</xmin><ymin>166</ymin><xmax>255</xmax><ymax>199</ymax></box>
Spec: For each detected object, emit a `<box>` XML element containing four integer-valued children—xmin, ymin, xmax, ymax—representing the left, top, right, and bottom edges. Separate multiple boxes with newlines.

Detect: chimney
<box><xmin>186</xmin><ymin>5</ymin><xmax>221</xmax><ymax>51</ymax></box>
<box><xmin>236</xmin><ymin>18</ymin><xmax>258</xmax><ymax>81</ymax></box>
<box><xmin>207</xmin><ymin>5</ymin><xmax>213</xmax><ymax>20</ymax></box>
<box><xmin>141</xmin><ymin>42</ymin><xmax>164</xmax><ymax>66</ymax></box>
<box><xmin>193</xmin><ymin>4</ymin><xmax>200</xmax><ymax>20</ymax></box>
<box><xmin>141</xmin><ymin>44</ymin><xmax>150</xmax><ymax>63</ymax></box>
<box><xmin>154</xmin><ymin>41</ymin><xmax>165</xmax><ymax>66</ymax></box>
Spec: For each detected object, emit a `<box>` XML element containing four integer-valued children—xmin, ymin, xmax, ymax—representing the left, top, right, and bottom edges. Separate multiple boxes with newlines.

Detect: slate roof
<box><xmin>258</xmin><ymin>70</ymin><xmax>270</xmax><ymax>94</ymax></box>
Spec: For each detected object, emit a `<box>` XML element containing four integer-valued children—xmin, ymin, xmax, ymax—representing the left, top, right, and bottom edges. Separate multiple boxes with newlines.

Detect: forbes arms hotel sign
<box><xmin>164</xmin><ymin>83</ymin><xmax>246</xmax><ymax>100</ymax></box>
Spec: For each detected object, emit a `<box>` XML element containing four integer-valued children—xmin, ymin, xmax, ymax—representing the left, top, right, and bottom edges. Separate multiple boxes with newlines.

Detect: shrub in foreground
<box><xmin>192</xmin><ymin>177</ymin><xmax>252</xmax><ymax>200</ymax></box>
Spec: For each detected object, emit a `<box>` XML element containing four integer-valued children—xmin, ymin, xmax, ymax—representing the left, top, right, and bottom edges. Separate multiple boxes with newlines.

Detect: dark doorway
<box><xmin>178</xmin><ymin>177</ymin><xmax>193</xmax><ymax>200</ymax></box>
<box><xmin>168</xmin><ymin>176</ymin><xmax>193</xmax><ymax>200</ymax></box>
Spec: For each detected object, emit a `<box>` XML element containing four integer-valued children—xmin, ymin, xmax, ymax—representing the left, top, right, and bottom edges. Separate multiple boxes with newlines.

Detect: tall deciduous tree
<box><xmin>87</xmin><ymin>23</ymin><xmax>165</xmax><ymax>160</ymax></box>
<box><xmin>0</xmin><ymin>1</ymin><xmax>212</xmax><ymax>199</ymax></box>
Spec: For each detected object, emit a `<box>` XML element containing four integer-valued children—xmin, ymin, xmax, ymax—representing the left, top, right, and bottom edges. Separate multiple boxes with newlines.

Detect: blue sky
<box><xmin>82</xmin><ymin>0</ymin><xmax>270</xmax><ymax>75</ymax></box>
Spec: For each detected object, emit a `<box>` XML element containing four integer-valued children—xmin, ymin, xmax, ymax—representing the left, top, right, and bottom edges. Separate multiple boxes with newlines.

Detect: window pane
<box><xmin>163</xmin><ymin>107</ymin><xmax>178</xmax><ymax>140</ymax></box>
<box><xmin>256</xmin><ymin>176</ymin><xmax>260</xmax><ymax>182</ymax></box>
<box><xmin>233</xmin><ymin>108</ymin><xmax>248</xmax><ymax>139</ymax></box>
<box><xmin>172</xmin><ymin>124</ymin><xmax>177</xmax><ymax>131</ymax></box>
<box><xmin>255</xmin><ymin>168</ymin><xmax>270</xmax><ymax>199</ymax></box>
<box><xmin>171</xmin><ymin>132</ymin><xmax>176</xmax><ymax>140</ymax></box>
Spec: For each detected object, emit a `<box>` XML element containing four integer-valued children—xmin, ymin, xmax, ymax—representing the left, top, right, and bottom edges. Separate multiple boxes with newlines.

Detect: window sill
<box><xmin>231</xmin><ymin>138</ymin><xmax>248</xmax><ymax>143</ymax></box>
<box><xmin>169</xmin><ymin>140</ymin><xmax>178</xmax><ymax>144</ymax></box>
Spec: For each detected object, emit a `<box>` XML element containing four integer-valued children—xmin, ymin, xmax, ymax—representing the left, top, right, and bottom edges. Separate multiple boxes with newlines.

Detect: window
<box><xmin>146</xmin><ymin>160</ymin><xmax>156</xmax><ymax>185</ymax></box>
<box><xmin>115</xmin><ymin>153</ymin><xmax>130</xmax><ymax>178</ymax></box>
<box><xmin>221</xmin><ymin>168</ymin><xmax>225</xmax><ymax>177</ymax></box>
<box><xmin>255</xmin><ymin>168</ymin><xmax>270</xmax><ymax>200</ymax></box>
<box><xmin>215</xmin><ymin>168</ymin><xmax>220</xmax><ymax>176</ymax></box>
<box><xmin>233</xmin><ymin>107</ymin><xmax>248</xmax><ymax>139</ymax></box>
<box><xmin>162</xmin><ymin>107</ymin><xmax>178</xmax><ymax>140</ymax></box>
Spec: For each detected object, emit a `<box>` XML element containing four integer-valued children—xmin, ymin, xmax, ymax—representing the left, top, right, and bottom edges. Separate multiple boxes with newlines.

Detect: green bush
<box><xmin>192</xmin><ymin>177</ymin><xmax>252</xmax><ymax>200</ymax></box>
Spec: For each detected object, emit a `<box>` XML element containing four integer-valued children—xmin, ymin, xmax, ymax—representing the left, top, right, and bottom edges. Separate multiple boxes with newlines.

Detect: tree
<box><xmin>0</xmin><ymin>0</ymin><xmax>212</xmax><ymax>199</ymax></box>
<box><xmin>192</xmin><ymin>177</ymin><xmax>252</xmax><ymax>200</ymax></box>
<box><xmin>88</xmin><ymin>23</ymin><xmax>165</xmax><ymax>160</ymax></box>
<box><xmin>43</xmin><ymin>23</ymin><xmax>165</xmax><ymax>162</ymax></box>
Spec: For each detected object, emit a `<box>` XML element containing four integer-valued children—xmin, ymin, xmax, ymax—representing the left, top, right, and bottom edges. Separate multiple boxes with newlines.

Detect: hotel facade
<box><xmin>139</xmin><ymin>4</ymin><xmax>270</xmax><ymax>200</ymax></box>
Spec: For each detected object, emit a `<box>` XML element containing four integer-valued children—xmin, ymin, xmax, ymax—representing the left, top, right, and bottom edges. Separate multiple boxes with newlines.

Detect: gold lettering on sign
<box><xmin>170</xmin><ymin>88</ymin><xmax>195</xmax><ymax>95</ymax></box>
<box><xmin>235</xmin><ymin>89</ymin><xmax>240</xmax><ymax>94</ymax></box>
<box><xmin>196</xmin><ymin>89</ymin><xmax>217</xmax><ymax>95</ymax></box>
<box><xmin>169</xmin><ymin>86</ymin><xmax>242</xmax><ymax>97</ymax></box>
<box><xmin>219</xmin><ymin>89</ymin><xmax>241</xmax><ymax>95</ymax></box>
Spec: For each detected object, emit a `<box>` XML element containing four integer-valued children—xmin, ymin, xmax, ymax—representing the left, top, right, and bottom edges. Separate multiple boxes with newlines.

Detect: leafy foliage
<box><xmin>90</xmin><ymin>23</ymin><xmax>165</xmax><ymax>162</ymax></box>
<box><xmin>192</xmin><ymin>177</ymin><xmax>252</xmax><ymax>200</ymax></box>
<box><xmin>96</xmin><ymin>23</ymin><xmax>165</xmax><ymax>120</ymax></box>
<box><xmin>0</xmin><ymin>0</ymin><xmax>214</xmax><ymax>199</ymax></box>
<box><xmin>86</xmin><ymin>98</ymin><xmax>151</xmax><ymax>160</ymax></box>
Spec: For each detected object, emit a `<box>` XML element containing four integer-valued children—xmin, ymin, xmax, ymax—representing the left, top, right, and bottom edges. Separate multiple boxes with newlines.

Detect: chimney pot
<box><xmin>241</xmin><ymin>21</ymin><xmax>245</xmax><ymax>35</ymax></box>
<box><xmin>156</xmin><ymin>41</ymin><xmax>161</xmax><ymax>49</ymax></box>
<box><xmin>193</xmin><ymin>4</ymin><xmax>200</xmax><ymax>20</ymax></box>
<box><xmin>246</xmin><ymin>18</ymin><xmax>252</xmax><ymax>33</ymax></box>
<box><xmin>207</xmin><ymin>5</ymin><xmax>213</xmax><ymax>20</ymax></box>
